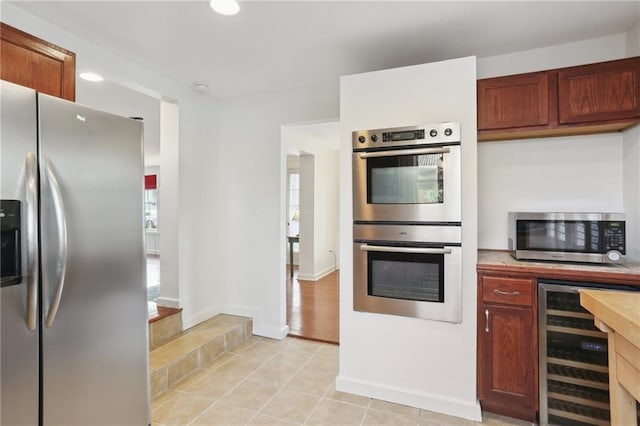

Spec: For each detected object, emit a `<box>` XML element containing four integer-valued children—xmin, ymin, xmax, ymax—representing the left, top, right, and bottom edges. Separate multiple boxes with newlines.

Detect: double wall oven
<box><xmin>352</xmin><ymin>122</ymin><xmax>463</xmax><ymax>323</ymax></box>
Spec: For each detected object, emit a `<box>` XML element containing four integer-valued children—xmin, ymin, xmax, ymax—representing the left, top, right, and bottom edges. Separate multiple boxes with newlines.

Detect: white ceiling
<box><xmin>12</xmin><ymin>1</ymin><xmax>640</xmax><ymax>98</ymax></box>
<box><xmin>9</xmin><ymin>1</ymin><xmax>640</xmax><ymax>165</ymax></box>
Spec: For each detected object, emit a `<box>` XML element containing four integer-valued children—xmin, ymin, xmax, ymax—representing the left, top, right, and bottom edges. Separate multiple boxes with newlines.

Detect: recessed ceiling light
<box><xmin>209</xmin><ymin>0</ymin><xmax>239</xmax><ymax>16</ymax></box>
<box><xmin>79</xmin><ymin>72</ymin><xmax>104</xmax><ymax>82</ymax></box>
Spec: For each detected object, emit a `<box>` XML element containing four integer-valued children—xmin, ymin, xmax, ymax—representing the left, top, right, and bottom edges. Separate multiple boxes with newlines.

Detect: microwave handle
<box><xmin>360</xmin><ymin>244</ymin><xmax>452</xmax><ymax>255</ymax></box>
<box><xmin>359</xmin><ymin>147</ymin><xmax>450</xmax><ymax>159</ymax></box>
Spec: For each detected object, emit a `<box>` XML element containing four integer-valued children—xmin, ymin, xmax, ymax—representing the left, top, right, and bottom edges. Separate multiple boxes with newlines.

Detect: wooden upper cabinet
<box><xmin>478</xmin><ymin>56</ymin><xmax>640</xmax><ymax>141</ymax></box>
<box><xmin>1</xmin><ymin>22</ymin><xmax>76</xmax><ymax>101</ymax></box>
<box><xmin>558</xmin><ymin>57</ymin><xmax>640</xmax><ymax>124</ymax></box>
<box><xmin>478</xmin><ymin>72</ymin><xmax>549</xmax><ymax>130</ymax></box>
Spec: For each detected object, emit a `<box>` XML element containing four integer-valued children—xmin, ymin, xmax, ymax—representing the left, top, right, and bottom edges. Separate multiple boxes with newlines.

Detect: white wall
<box><xmin>476</xmin><ymin>33</ymin><xmax>626</xmax><ymax>79</ymax></box>
<box><xmin>158</xmin><ymin>102</ymin><xmax>180</xmax><ymax>307</ymax></box>
<box><xmin>176</xmin><ymin>94</ymin><xmax>221</xmax><ymax>326</ymax></box>
<box><xmin>299</xmin><ymin>153</ymin><xmax>315</xmax><ymax>277</ymax></box>
<box><xmin>1</xmin><ymin>3</ymin><xmax>224</xmax><ymax>329</ymax></box>
<box><xmin>216</xmin><ymin>83</ymin><xmax>339</xmax><ymax>338</ymax></box>
<box><xmin>626</xmin><ymin>20</ymin><xmax>640</xmax><ymax>57</ymax></box>
<box><xmin>312</xmin><ymin>148</ymin><xmax>340</xmax><ymax>277</ymax></box>
<box><xmin>336</xmin><ymin>57</ymin><xmax>480</xmax><ymax>421</ymax></box>
<box><xmin>478</xmin><ymin>135</ymin><xmax>624</xmax><ymax>249</ymax></box>
<box><xmin>476</xmin><ymin>33</ymin><xmax>636</xmax><ymax>254</ymax></box>
<box><xmin>283</xmin><ymin>122</ymin><xmax>341</xmax><ymax>280</ymax></box>
<box><xmin>624</xmin><ymin>21</ymin><xmax>640</xmax><ymax>261</ymax></box>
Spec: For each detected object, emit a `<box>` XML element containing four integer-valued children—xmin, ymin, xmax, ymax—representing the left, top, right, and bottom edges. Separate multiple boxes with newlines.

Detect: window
<box><xmin>145</xmin><ymin>175</ymin><xmax>158</xmax><ymax>231</ymax></box>
<box><xmin>288</xmin><ymin>171</ymin><xmax>300</xmax><ymax>237</ymax></box>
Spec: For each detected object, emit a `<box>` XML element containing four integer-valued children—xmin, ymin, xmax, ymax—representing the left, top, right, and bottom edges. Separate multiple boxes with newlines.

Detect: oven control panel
<box><xmin>353</xmin><ymin>122</ymin><xmax>460</xmax><ymax>150</ymax></box>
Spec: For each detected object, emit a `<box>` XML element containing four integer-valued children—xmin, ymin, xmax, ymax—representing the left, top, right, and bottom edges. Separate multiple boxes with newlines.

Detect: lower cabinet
<box><xmin>477</xmin><ymin>274</ymin><xmax>538</xmax><ymax>422</ymax></box>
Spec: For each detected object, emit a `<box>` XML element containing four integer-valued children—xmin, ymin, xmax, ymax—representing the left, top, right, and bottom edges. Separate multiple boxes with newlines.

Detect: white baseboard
<box><xmin>156</xmin><ymin>297</ymin><xmax>180</xmax><ymax>309</ymax></box>
<box><xmin>220</xmin><ymin>304</ymin><xmax>289</xmax><ymax>340</ymax></box>
<box><xmin>296</xmin><ymin>265</ymin><xmax>339</xmax><ymax>282</ymax></box>
<box><xmin>254</xmin><ymin>323</ymin><xmax>289</xmax><ymax>340</ymax></box>
<box><xmin>175</xmin><ymin>302</ymin><xmax>290</xmax><ymax>340</ymax></box>
<box><xmin>182</xmin><ymin>305</ymin><xmax>222</xmax><ymax>330</ymax></box>
<box><xmin>335</xmin><ymin>375</ymin><xmax>482</xmax><ymax>422</ymax></box>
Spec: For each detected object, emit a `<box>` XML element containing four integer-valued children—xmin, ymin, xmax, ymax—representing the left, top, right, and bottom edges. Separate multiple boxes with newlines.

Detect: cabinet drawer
<box><xmin>482</xmin><ymin>276</ymin><xmax>534</xmax><ymax>306</ymax></box>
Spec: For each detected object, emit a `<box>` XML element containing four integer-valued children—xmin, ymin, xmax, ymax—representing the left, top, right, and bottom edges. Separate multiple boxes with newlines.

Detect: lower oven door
<box><xmin>353</xmin><ymin>241</ymin><xmax>462</xmax><ymax>323</ymax></box>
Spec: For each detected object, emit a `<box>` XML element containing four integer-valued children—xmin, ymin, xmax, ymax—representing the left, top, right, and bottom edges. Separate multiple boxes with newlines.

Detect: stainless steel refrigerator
<box><xmin>1</xmin><ymin>81</ymin><xmax>150</xmax><ymax>425</ymax></box>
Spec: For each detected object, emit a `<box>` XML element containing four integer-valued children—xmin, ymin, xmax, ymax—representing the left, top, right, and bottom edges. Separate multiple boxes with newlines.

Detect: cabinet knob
<box><xmin>485</xmin><ymin>309</ymin><xmax>490</xmax><ymax>332</ymax></box>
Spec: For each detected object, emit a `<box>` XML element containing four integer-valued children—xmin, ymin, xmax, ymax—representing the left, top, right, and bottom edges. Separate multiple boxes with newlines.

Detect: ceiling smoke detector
<box><xmin>193</xmin><ymin>83</ymin><xmax>209</xmax><ymax>93</ymax></box>
<box><xmin>209</xmin><ymin>0</ymin><xmax>240</xmax><ymax>16</ymax></box>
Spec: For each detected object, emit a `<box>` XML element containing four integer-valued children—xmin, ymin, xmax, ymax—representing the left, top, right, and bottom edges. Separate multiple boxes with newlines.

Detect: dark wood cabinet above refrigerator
<box><xmin>1</xmin><ymin>22</ymin><xmax>76</xmax><ymax>102</ymax></box>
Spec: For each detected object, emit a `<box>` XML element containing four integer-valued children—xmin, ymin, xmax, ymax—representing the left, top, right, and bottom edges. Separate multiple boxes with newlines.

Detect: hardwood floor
<box><xmin>286</xmin><ymin>267</ymin><xmax>339</xmax><ymax>344</ymax></box>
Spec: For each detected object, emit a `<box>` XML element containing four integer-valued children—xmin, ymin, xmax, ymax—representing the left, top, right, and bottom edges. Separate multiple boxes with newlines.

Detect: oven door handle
<box><xmin>358</xmin><ymin>147</ymin><xmax>450</xmax><ymax>159</ymax></box>
<box><xmin>360</xmin><ymin>244</ymin><xmax>452</xmax><ymax>255</ymax></box>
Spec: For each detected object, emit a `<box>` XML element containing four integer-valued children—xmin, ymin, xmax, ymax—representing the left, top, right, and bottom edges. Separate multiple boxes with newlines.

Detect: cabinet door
<box><xmin>558</xmin><ymin>57</ymin><xmax>640</xmax><ymax>124</ymax></box>
<box><xmin>478</xmin><ymin>304</ymin><xmax>537</xmax><ymax>421</ymax></box>
<box><xmin>1</xmin><ymin>23</ymin><xmax>76</xmax><ymax>101</ymax></box>
<box><xmin>478</xmin><ymin>72</ymin><xmax>549</xmax><ymax>130</ymax></box>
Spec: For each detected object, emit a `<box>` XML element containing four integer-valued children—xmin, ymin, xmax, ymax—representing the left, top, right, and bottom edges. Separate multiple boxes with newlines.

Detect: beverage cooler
<box><xmin>538</xmin><ymin>281</ymin><xmax>640</xmax><ymax>425</ymax></box>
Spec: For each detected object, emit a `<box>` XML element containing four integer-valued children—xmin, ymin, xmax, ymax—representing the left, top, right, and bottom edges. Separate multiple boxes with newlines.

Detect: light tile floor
<box><xmin>152</xmin><ymin>337</ymin><xmax>533</xmax><ymax>426</ymax></box>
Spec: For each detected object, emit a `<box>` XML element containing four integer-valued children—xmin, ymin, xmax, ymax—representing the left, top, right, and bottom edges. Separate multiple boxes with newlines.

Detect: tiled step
<box><xmin>149</xmin><ymin>306</ymin><xmax>183</xmax><ymax>349</ymax></box>
<box><xmin>149</xmin><ymin>314</ymin><xmax>253</xmax><ymax>397</ymax></box>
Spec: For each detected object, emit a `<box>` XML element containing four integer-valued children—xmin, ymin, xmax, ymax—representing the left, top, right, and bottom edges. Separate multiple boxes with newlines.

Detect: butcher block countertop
<box><xmin>580</xmin><ymin>289</ymin><xmax>640</xmax><ymax>425</ymax></box>
<box><xmin>580</xmin><ymin>290</ymin><xmax>640</xmax><ymax>349</ymax></box>
<box><xmin>478</xmin><ymin>249</ymin><xmax>640</xmax><ymax>286</ymax></box>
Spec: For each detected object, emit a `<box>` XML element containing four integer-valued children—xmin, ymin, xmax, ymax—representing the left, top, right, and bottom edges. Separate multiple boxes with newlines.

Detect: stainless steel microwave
<box><xmin>508</xmin><ymin>212</ymin><xmax>626</xmax><ymax>264</ymax></box>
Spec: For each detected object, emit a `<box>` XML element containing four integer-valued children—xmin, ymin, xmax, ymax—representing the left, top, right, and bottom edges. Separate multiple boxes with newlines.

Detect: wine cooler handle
<box><xmin>484</xmin><ymin>309</ymin><xmax>490</xmax><ymax>333</ymax></box>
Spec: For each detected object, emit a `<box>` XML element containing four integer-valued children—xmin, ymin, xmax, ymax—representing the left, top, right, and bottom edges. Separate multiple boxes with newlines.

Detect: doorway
<box><xmin>282</xmin><ymin>121</ymin><xmax>340</xmax><ymax>344</ymax></box>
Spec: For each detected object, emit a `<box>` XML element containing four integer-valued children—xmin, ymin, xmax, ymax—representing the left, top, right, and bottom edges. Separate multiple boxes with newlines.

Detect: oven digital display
<box><xmin>382</xmin><ymin>130</ymin><xmax>425</xmax><ymax>142</ymax></box>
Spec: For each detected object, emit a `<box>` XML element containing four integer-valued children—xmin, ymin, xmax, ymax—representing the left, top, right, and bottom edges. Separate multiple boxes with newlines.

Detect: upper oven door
<box><xmin>353</xmin><ymin>144</ymin><xmax>461</xmax><ymax>223</ymax></box>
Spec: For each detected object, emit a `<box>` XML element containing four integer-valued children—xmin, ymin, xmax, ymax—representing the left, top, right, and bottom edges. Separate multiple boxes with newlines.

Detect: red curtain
<box><xmin>145</xmin><ymin>175</ymin><xmax>157</xmax><ymax>190</ymax></box>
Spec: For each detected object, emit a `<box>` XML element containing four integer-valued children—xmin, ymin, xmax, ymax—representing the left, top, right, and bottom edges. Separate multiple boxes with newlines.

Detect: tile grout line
<box><xmin>152</xmin><ymin>328</ymin><xmax>253</xmax><ymax>417</ymax></box>
<box><xmin>183</xmin><ymin>338</ymin><xmax>325</xmax><ymax>425</ymax></box>
<box><xmin>154</xmin><ymin>338</ymin><xmax>345</xmax><ymax>425</ymax></box>
<box><xmin>184</xmin><ymin>339</ymin><xmax>287</xmax><ymax>425</ymax></box>
<box><xmin>246</xmin><ymin>342</ymin><xmax>326</xmax><ymax>425</ymax></box>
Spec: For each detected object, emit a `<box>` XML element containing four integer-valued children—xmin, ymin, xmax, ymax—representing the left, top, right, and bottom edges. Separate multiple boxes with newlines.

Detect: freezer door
<box><xmin>38</xmin><ymin>94</ymin><xmax>150</xmax><ymax>425</ymax></box>
<box><xmin>0</xmin><ymin>82</ymin><xmax>39</xmax><ymax>425</ymax></box>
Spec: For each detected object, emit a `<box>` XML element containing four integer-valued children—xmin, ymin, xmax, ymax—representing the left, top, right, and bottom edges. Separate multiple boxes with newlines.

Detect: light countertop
<box><xmin>478</xmin><ymin>249</ymin><xmax>640</xmax><ymax>286</ymax></box>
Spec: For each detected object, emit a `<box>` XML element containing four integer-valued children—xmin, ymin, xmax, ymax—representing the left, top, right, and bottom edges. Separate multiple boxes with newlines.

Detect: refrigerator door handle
<box><xmin>43</xmin><ymin>156</ymin><xmax>68</xmax><ymax>328</ymax></box>
<box><xmin>25</xmin><ymin>152</ymin><xmax>39</xmax><ymax>331</ymax></box>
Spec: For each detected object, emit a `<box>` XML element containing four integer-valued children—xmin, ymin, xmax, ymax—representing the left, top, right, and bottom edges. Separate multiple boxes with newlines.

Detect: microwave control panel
<box><xmin>603</xmin><ymin>221</ymin><xmax>625</xmax><ymax>254</ymax></box>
